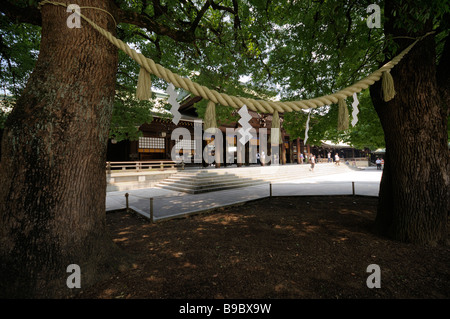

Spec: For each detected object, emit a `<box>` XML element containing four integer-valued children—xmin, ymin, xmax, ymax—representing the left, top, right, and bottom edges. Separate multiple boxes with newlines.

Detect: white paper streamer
<box><xmin>238</xmin><ymin>105</ymin><xmax>253</xmax><ymax>145</ymax></box>
<box><xmin>304</xmin><ymin>110</ymin><xmax>311</xmax><ymax>144</ymax></box>
<box><xmin>167</xmin><ymin>84</ymin><xmax>181</xmax><ymax>124</ymax></box>
<box><xmin>351</xmin><ymin>92</ymin><xmax>359</xmax><ymax>127</ymax></box>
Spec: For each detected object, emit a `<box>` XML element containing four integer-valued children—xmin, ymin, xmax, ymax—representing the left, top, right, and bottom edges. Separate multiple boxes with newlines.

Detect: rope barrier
<box><xmin>38</xmin><ymin>1</ymin><xmax>434</xmax><ymax>114</ymax></box>
<box><xmin>39</xmin><ymin>1</ymin><xmax>117</xmax><ymax>26</ymax></box>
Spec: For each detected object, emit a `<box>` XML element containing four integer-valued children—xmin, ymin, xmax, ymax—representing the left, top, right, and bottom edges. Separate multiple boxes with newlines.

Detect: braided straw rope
<box><xmin>39</xmin><ymin>1</ymin><xmax>433</xmax><ymax>114</ymax></box>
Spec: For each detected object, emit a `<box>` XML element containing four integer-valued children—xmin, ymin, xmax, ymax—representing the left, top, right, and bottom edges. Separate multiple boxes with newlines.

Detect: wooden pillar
<box><xmin>202</xmin><ymin>138</ymin><xmax>208</xmax><ymax>167</ymax></box>
<box><xmin>289</xmin><ymin>140</ymin><xmax>294</xmax><ymax>164</ymax></box>
<box><xmin>223</xmin><ymin>130</ymin><xmax>227</xmax><ymax>167</ymax></box>
<box><xmin>245</xmin><ymin>142</ymin><xmax>250</xmax><ymax>166</ymax></box>
<box><xmin>296</xmin><ymin>138</ymin><xmax>301</xmax><ymax>164</ymax></box>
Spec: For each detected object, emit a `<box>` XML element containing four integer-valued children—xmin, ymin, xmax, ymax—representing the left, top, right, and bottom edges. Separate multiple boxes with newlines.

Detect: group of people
<box><xmin>308</xmin><ymin>152</ymin><xmax>341</xmax><ymax>171</ymax></box>
<box><xmin>375</xmin><ymin>158</ymin><xmax>384</xmax><ymax>170</ymax></box>
<box><xmin>300</xmin><ymin>151</ymin><xmax>343</xmax><ymax>171</ymax></box>
<box><xmin>257</xmin><ymin>150</ymin><xmax>384</xmax><ymax>171</ymax></box>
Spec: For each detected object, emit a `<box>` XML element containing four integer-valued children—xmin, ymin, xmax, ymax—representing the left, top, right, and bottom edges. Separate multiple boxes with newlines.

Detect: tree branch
<box><xmin>150</xmin><ymin>0</ymin><xmax>167</xmax><ymax>18</ymax></box>
<box><xmin>116</xmin><ymin>7</ymin><xmax>195</xmax><ymax>43</ymax></box>
<box><xmin>232</xmin><ymin>0</ymin><xmax>240</xmax><ymax>30</ymax></box>
<box><xmin>0</xmin><ymin>1</ymin><xmax>42</xmax><ymax>26</ymax></box>
<box><xmin>190</xmin><ymin>1</ymin><xmax>211</xmax><ymax>33</ymax></box>
<box><xmin>207</xmin><ymin>0</ymin><xmax>236</xmax><ymax>15</ymax></box>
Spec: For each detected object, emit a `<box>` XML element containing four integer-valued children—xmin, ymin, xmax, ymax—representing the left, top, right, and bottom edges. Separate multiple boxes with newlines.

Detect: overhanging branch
<box><xmin>0</xmin><ymin>1</ymin><xmax>42</xmax><ymax>26</ymax></box>
<box><xmin>116</xmin><ymin>7</ymin><xmax>196</xmax><ymax>43</ymax></box>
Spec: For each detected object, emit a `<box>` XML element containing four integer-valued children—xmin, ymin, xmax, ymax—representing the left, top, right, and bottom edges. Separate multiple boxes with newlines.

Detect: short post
<box><xmin>352</xmin><ymin>181</ymin><xmax>355</xmax><ymax>196</ymax></box>
<box><xmin>125</xmin><ymin>193</ymin><xmax>129</xmax><ymax>212</ymax></box>
<box><xmin>270</xmin><ymin>183</ymin><xmax>272</xmax><ymax>197</ymax></box>
<box><xmin>150</xmin><ymin>197</ymin><xmax>154</xmax><ymax>223</ymax></box>
<box><xmin>106</xmin><ymin>161</ymin><xmax>111</xmax><ymax>174</ymax></box>
<box><xmin>160</xmin><ymin>161</ymin><xmax>164</xmax><ymax>171</ymax></box>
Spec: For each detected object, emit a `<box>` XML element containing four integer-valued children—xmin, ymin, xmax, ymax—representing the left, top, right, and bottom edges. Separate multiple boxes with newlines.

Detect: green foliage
<box><xmin>283</xmin><ymin>91</ymin><xmax>384</xmax><ymax>150</ymax></box>
<box><xmin>0</xmin><ymin>96</ymin><xmax>14</xmax><ymax>129</ymax></box>
<box><xmin>247</xmin><ymin>0</ymin><xmax>385</xmax><ymax>147</ymax></box>
<box><xmin>1</xmin><ymin>0</ymin><xmax>448</xmax><ymax>147</ymax></box>
<box><xmin>390</xmin><ymin>0</ymin><xmax>450</xmax><ymax>34</ymax></box>
<box><xmin>109</xmin><ymin>89</ymin><xmax>154</xmax><ymax>142</ymax></box>
<box><xmin>0</xmin><ymin>109</ymin><xmax>8</xmax><ymax>129</ymax></box>
<box><xmin>0</xmin><ymin>13</ymin><xmax>41</xmax><ymax>96</ymax></box>
<box><xmin>194</xmin><ymin>98</ymin><xmax>238</xmax><ymax>126</ymax></box>
<box><xmin>346</xmin><ymin>91</ymin><xmax>385</xmax><ymax>150</ymax></box>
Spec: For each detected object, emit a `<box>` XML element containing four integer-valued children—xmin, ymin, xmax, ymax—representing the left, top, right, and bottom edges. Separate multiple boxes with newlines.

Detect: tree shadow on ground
<box><xmin>76</xmin><ymin>196</ymin><xmax>450</xmax><ymax>299</ymax></box>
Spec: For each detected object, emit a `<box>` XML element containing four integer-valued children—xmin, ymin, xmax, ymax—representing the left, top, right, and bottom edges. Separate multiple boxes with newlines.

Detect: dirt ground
<box><xmin>76</xmin><ymin>196</ymin><xmax>450</xmax><ymax>299</ymax></box>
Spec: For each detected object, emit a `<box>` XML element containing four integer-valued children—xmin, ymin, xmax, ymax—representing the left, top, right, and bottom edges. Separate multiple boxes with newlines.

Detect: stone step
<box><xmin>155</xmin><ymin>163</ymin><xmax>351</xmax><ymax>193</ymax></box>
<box><xmin>157</xmin><ymin>179</ymin><xmax>269</xmax><ymax>194</ymax></box>
<box><xmin>172</xmin><ymin>164</ymin><xmax>341</xmax><ymax>178</ymax></box>
<box><xmin>158</xmin><ymin>176</ymin><xmax>256</xmax><ymax>188</ymax></box>
<box><xmin>162</xmin><ymin>170</ymin><xmax>334</xmax><ymax>186</ymax></box>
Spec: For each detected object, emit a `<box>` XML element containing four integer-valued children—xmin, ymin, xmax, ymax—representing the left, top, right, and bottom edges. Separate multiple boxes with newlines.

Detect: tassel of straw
<box><xmin>204</xmin><ymin>101</ymin><xmax>217</xmax><ymax>130</ymax></box>
<box><xmin>382</xmin><ymin>70</ymin><xmax>396</xmax><ymax>102</ymax></box>
<box><xmin>136</xmin><ymin>67</ymin><xmax>152</xmax><ymax>100</ymax></box>
<box><xmin>337</xmin><ymin>98</ymin><xmax>349</xmax><ymax>131</ymax></box>
<box><xmin>270</xmin><ymin>110</ymin><xmax>283</xmax><ymax>144</ymax></box>
<box><xmin>204</xmin><ymin>101</ymin><xmax>222</xmax><ymax>166</ymax></box>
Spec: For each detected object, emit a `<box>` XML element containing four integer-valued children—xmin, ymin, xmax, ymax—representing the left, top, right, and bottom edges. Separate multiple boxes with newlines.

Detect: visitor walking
<box><xmin>310</xmin><ymin>155</ymin><xmax>315</xmax><ymax>171</ymax></box>
<box><xmin>327</xmin><ymin>152</ymin><xmax>332</xmax><ymax>163</ymax></box>
<box><xmin>376</xmin><ymin>158</ymin><xmax>382</xmax><ymax>170</ymax></box>
<box><xmin>334</xmin><ymin>153</ymin><xmax>340</xmax><ymax>165</ymax></box>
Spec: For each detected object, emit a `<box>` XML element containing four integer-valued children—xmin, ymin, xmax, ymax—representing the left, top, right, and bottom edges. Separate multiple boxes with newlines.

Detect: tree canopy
<box><xmin>1</xmin><ymin>0</ymin><xmax>448</xmax><ymax>146</ymax></box>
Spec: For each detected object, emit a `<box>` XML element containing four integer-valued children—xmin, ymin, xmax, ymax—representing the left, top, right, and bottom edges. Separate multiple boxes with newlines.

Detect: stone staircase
<box><xmin>155</xmin><ymin>163</ymin><xmax>357</xmax><ymax>194</ymax></box>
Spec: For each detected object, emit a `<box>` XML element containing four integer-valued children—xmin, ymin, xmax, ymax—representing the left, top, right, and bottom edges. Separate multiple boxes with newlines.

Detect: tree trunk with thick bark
<box><xmin>0</xmin><ymin>0</ymin><xmax>128</xmax><ymax>298</ymax></box>
<box><xmin>370</xmin><ymin>1</ymin><xmax>449</xmax><ymax>245</ymax></box>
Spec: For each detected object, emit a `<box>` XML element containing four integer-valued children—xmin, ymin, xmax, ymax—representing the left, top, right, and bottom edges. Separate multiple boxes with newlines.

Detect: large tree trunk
<box><xmin>370</xmin><ymin>1</ymin><xmax>449</xmax><ymax>245</ymax></box>
<box><xmin>0</xmin><ymin>0</ymin><xmax>128</xmax><ymax>298</ymax></box>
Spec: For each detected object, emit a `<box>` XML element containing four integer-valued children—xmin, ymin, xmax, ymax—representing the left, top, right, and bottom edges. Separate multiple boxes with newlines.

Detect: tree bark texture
<box><xmin>0</xmin><ymin>0</ymin><xmax>127</xmax><ymax>298</ymax></box>
<box><xmin>370</xmin><ymin>1</ymin><xmax>449</xmax><ymax>245</ymax></box>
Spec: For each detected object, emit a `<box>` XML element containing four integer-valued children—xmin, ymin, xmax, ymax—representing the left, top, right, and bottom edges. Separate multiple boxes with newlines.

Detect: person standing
<box><xmin>327</xmin><ymin>151</ymin><xmax>332</xmax><ymax>163</ymax></box>
<box><xmin>376</xmin><ymin>158</ymin><xmax>382</xmax><ymax>170</ymax></box>
<box><xmin>334</xmin><ymin>153</ymin><xmax>340</xmax><ymax>165</ymax></box>
<box><xmin>310</xmin><ymin>155</ymin><xmax>315</xmax><ymax>171</ymax></box>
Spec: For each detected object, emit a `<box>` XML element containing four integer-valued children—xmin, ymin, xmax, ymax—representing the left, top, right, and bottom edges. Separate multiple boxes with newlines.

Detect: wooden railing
<box><xmin>106</xmin><ymin>160</ymin><xmax>182</xmax><ymax>173</ymax></box>
<box><xmin>345</xmin><ymin>157</ymin><xmax>370</xmax><ymax>167</ymax></box>
<box><xmin>315</xmin><ymin>157</ymin><xmax>369</xmax><ymax>163</ymax></box>
<box><xmin>345</xmin><ymin>157</ymin><xmax>370</xmax><ymax>162</ymax></box>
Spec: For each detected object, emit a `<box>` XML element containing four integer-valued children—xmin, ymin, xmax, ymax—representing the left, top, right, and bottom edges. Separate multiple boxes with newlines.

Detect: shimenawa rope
<box><xmin>38</xmin><ymin>1</ymin><xmax>434</xmax><ymax>119</ymax></box>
